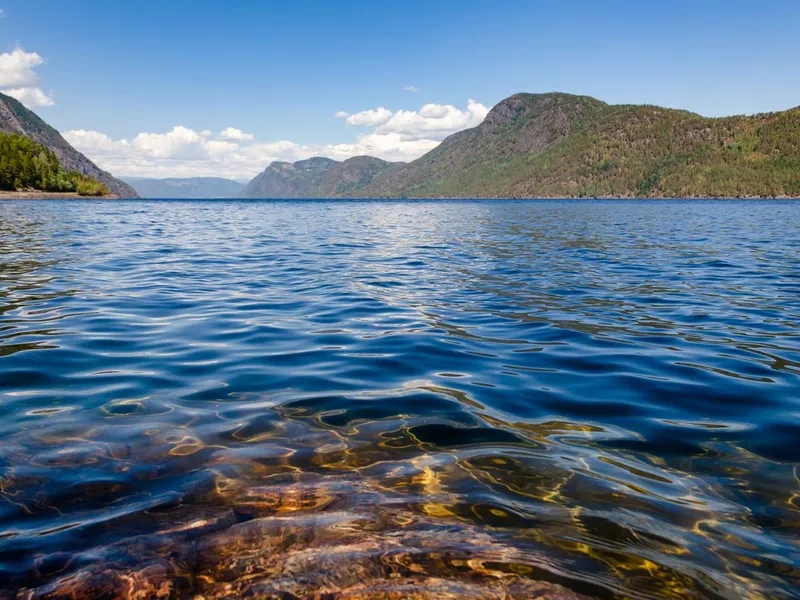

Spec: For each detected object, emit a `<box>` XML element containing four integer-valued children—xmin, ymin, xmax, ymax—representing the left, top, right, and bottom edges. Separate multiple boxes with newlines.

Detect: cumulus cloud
<box><xmin>63</xmin><ymin>98</ymin><xmax>490</xmax><ymax>178</ymax></box>
<box><xmin>2</xmin><ymin>87</ymin><xmax>54</xmax><ymax>107</ymax></box>
<box><xmin>319</xmin><ymin>99</ymin><xmax>490</xmax><ymax>162</ymax></box>
<box><xmin>62</xmin><ymin>129</ymin><xmax>130</xmax><ymax>153</ymax></box>
<box><xmin>378</xmin><ymin>99</ymin><xmax>489</xmax><ymax>140</ymax></box>
<box><xmin>324</xmin><ymin>132</ymin><xmax>440</xmax><ymax>163</ymax></box>
<box><xmin>403</xmin><ymin>86</ymin><xmax>420</xmax><ymax>92</ymax></box>
<box><xmin>342</xmin><ymin>107</ymin><xmax>394</xmax><ymax>127</ymax></box>
<box><xmin>0</xmin><ymin>48</ymin><xmax>41</xmax><ymax>88</ymax></box>
<box><xmin>218</xmin><ymin>127</ymin><xmax>254</xmax><ymax>141</ymax></box>
<box><xmin>0</xmin><ymin>8</ymin><xmax>5</xmax><ymax>18</ymax></box>
<box><xmin>334</xmin><ymin>110</ymin><xmax>350</xmax><ymax>119</ymax></box>
<box><xmin>131</xmin><ymin>126</ymin><xmax>206</xmax><ymax>159</ymax></box>
<box><xmin>206</xmin><ymin>140</ymin><xmax>239</xmax><ymax>153</ymax></box>
<box><xmin>63</xmin><ymin>126</ymin><xmax>316</xmax><ymax>179</ymax></box>
<box><xmin>0</xmin><ymin>47</ymin><xmax>54</xmax><ymax>108</ymax></box>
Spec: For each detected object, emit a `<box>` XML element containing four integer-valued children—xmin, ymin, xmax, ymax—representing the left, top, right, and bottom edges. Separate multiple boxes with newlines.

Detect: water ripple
<box><xmin>0</xmin><ymin>199</ymin><xmax>799</xmax><ymax>599</ymax></box>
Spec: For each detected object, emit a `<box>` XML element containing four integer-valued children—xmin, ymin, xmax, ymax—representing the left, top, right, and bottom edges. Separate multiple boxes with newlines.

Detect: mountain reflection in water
<box><xmin>0</xmin><ymin>199</ymin><xmax>798</xmax><ymax>599</ymax></box>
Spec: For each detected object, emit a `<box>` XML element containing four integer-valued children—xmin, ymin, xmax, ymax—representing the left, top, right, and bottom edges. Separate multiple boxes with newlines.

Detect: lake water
<box><xmin>0</xmin><ymin>199</ymin><xmax>798</xmax><ymax>599</ymax></box>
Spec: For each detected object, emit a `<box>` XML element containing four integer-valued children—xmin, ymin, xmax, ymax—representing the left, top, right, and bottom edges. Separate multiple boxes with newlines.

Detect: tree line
<box><xmin>0</xmin><ymin>133</ymin><xmax>110</xmax><ymax>196</ymax></box>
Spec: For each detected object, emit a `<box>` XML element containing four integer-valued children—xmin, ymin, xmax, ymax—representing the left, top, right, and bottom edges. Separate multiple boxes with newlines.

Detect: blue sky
<box><xmin>1</xmin><ymin>0</ymin><xmax>798</xmax><ymax>178</ymax></box>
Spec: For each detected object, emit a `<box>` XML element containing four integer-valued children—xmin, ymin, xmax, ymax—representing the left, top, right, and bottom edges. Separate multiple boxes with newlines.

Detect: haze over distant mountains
<box><xmin>0</xmin><ymin>92</ymin><xmax>138</xmax><ymax>198</ymax></box>
<box><xmin>124</xmin><ymin>177</ymin><xmax>244</xmax><ymax>198</ymax></box>
<box><xmin>240</xmin><ymin>93</ymin><xmax>800</xmax><ymax>199</ymax></box>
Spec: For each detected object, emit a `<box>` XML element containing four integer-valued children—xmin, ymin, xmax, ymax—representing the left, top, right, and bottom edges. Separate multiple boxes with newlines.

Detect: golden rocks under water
<box><xmin>2</xmin><ymin>405</ymin><xmax>798</xmax><ymax>600</ymax></box>
<box><xmin>14</xmin><ymin>477</ymin><xmax>592</xmax><ymax>600</ymax></box>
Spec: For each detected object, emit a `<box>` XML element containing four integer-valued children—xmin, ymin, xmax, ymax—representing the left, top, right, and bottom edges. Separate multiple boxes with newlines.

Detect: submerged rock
<box><xmin>12</xmin><ymin>478</ymin><xmax>593</xmax><ymax>600</ymax></box>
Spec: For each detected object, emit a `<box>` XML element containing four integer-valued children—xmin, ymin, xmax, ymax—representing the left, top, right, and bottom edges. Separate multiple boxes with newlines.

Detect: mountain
<box><xmin>242</xmin><ymin>93</ymin><xmax>800</xmax><ymax>199</ymax></box>
<box><xmin>357</xmin><ymin>93</ymin><xmax>800</xmax><ymax>198</ymax></box>
<box><xmin>239</xmin><ymin>156</ymin><xmax>403</xmax><ymax>198</ymax></box>
<box><xmin>124</xmin><ymin>177</ymin><xmax>244</xmax><ymax>198</ymax></box>
<box><xmin>0</xmin><ymin>92</ymin><xmax>137</xmax><ymax>198</ymax></box>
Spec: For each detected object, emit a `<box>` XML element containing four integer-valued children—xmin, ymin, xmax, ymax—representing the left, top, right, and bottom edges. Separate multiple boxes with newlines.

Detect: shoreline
<box><xmin>0</xmin><ymin>191</ymin><xmax>120</xmax><ymax>200</ymax></box>
<box><xmin>2</xmin><ymin>191</ymin><xmax>798</xmax><ymax>201</ymax></box>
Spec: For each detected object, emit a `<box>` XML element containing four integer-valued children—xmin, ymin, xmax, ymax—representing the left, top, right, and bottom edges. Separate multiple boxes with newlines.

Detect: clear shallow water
<box><xmin>0</xmin><ymin>199</ymin><xmax>798</xmax><ymax>599</ymax></box>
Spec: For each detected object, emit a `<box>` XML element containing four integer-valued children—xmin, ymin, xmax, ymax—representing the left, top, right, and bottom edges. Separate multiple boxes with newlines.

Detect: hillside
<box><xmin>0</xmin><ymin>92</ymin><xmax>137</xmax><ymax>198</ymax></box>
<box><xmin>0</xmin><ymin>133</ymin><xmax>111</xmax><ymax>196</ymax></box>
<box><xmin>357</xmin><ymin>93</ymin><xmax>800</xmax><ymax>198</ymax></box>
<box><xmin>241</xmin><ymin>93</ymin><xmax>800</xmax><ymax>199</ymax></box>
<box><xmin>239</xmin><ymin>156</ymin><xmax>403</xmax><ymax>198</ymax></box>
<box><xmin>125</xmin><ymin>177</ymin><xmax>244</xmax><ymax>198</ymax></box>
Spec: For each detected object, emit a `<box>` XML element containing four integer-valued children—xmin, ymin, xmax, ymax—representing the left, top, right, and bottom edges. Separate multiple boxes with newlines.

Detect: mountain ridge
<box><xmin>0</xmin><ymin>92</ymin><xmax>138</xmax><ymax>198</ymax></box>
<box><xmin>241</xmin><ymin>92</ymin><xmax>800</xmax><ymax>199</ymax></box>
<box><xmin>239</xmin><ymin>156</ymin><xmax>403</xmax><ymax>198</ymax></box>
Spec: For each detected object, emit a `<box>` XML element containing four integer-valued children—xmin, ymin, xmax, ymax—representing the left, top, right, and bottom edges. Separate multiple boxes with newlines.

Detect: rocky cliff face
<box><xmin>0</xmin><ymin>92</ymin><xmax>138</xmax><ymax>198</ymax></box>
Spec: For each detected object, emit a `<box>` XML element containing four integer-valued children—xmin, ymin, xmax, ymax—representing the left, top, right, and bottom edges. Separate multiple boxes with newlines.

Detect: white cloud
<box><xmin>132</xmin><ymin>126</ymin><xmax>206</xmax><ymax>159</ymax></box>
<box><xmin>63</xmin><ymin>98</ymin><xmax>489</xmax><ymax>178</ymax></box>
<box><xmin>218</xmin><ymin>127</ymin><xmax>254</xmax><ymax>141</ymax></box>
<box><xmin>319</xmin><ymin>99</ymin><xmax>489</xmax><ymax>163</ymax></box>
<box><xmin>403</xmin><ymin>86</ymin><xmax>421</xmax><ymax>92</ymax></box>
<box><xmin>63</xmin><ymin>126</ymin><xmax>316</xmax><ymax>179</ymax></box>
<box><xmin>2</xmin><ymin>86</ymin><xmax>54</xmax><ymax>107</ymax></box>
<box><xmin>378</xmin><ymin>99</ymin><xmax>489</xmax><ymax>140</ymax></box>
<box><xmin>0</xmin><ymin>48</ymin><xmax>42</xmax><ymax>87</ymax></box>
<box><xmin>62</xmin><ymin>129</ymin><xmax>130</xmax><ymax>153</ymax></box>
<box><xmin>343</xmin><ymin>107</ymin><xmax>393</xmax><ymax>127</ymax></box>
<box><xmin>0</xmin><ymin>47</ymin><xmax>54</xmax><ymax>108</ymax></box>
<box><xmin>324</xmin><ymin>132</ymin><xmax>441</xmax><ymax>163</ymax></box>
<box><xmin>205</xmin><ymin>140</ymin><xmax>239</xmax><ymax>156</ymax></box>
<box><xmin>334</xmin><ymin>110</ymin><xmax>350</xmax><ymax>119</ymax></box>
<box><xmin>318</xmin><ymin>99</ymin><xmax>490</xmax><ymax>162</ymax></box>
<box><xmin>0</xmin><ymin>8</ymin><xmax>5</xmax><ymax>18</ymax></box>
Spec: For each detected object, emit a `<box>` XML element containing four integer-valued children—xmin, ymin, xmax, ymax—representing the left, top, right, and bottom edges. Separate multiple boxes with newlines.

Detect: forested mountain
<box><xmin>358</xmin><ymin>93</ymin><xmax>800</xmax><ymax>198</ymax></box>
<box><xmin>239</xmin><ymin>156</ymin><xmax>402</xmax><ymax>198</ymax></box>
<box><xmin>242</xmin><ymin>93</ymin><xmax>800</xmax><ymax>199</ymax></box>
<box><xmin>0</xmin><ymin>92</ymin><xmax>137</xmax><ymax>197</ymax></box>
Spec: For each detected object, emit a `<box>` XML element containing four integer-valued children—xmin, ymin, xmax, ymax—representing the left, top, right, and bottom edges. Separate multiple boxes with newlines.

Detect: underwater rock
<box><xmin>13</xmin><ymin>478</ymin><xmax>593</xmax><ymax>600</ymax></box>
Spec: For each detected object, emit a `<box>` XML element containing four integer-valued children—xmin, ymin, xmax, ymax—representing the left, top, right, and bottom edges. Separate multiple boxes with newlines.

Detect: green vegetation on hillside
<box><xmin>355</xmin><ymin>94</ymin><xmax>800</xmax><ymax>198</ymax></box>
<box><xmin>0</xmin><ymin>132</ymin><xmax>110</xmax><ymax>196</ymax></box>
<box><xmin>239</xmin><ymin>93</ymin><xmax>800</xmax><ymax>199</ymax></box>
<box><xmin>239</xmin><ymin>156</ymin><xmax>401</xmax><ymax>198</ymax></box>
<box><xmin>0</xmin><ymin>91</ymin><xmax>137</xmax><ymax>197</ymax></box>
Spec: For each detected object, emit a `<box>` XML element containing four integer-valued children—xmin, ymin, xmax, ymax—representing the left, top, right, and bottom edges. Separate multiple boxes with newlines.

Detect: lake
<box><xmin>0</xmin><ymin>199</ymin><xmax>798</xmax><ymax>599</ymax></box>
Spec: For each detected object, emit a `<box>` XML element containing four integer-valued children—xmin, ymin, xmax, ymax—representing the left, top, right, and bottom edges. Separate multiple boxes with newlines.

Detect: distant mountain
<box><xmin>124</xmin><ymin>177</ymin><xmax>244</xmax><ymax>198</ymax></box>
<box><xmin>242</xmin><ymin>93</ymin><xmax>800</xmax><ymax>199</ymax></box>
<box><xmin>239</xmin><ymin>156</ymin><xmax>403</xmax><ymax>198</ymax></box>
<box><xmin>0</xmin><ymin>92</ymin><xmax>137</xmax><ymax>198</ymax></box>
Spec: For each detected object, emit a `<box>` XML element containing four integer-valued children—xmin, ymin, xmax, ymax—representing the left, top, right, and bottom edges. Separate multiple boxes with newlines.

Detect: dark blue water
<box><xmin>0</xmin><ymin>199</ymin><xmax>798</xmax><ymax>599</ymax></box>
